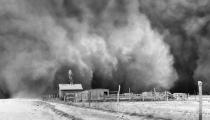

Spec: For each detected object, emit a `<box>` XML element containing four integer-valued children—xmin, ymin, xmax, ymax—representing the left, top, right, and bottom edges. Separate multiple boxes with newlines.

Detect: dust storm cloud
<box><xmin>138</xmin><ymin>0</ymin><xmax>210</xmax><ymax>94</ymax></box>
<box><xmin>0</xmin><ymin>0</ymin><xmax>178</xmax><ymax>97</ymax></box>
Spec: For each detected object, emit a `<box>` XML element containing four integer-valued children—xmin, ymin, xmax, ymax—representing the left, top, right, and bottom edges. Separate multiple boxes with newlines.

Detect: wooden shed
<box><xmin>88</xmin><ymin>89</ymin><xmax>109</xmax><ymax>101</ymax></box>
<box><xmin>58</xmin><ymin>84</ymin><xmax>83</xmax><ymax>100</ymax></box>
<box><xmin>75</xmin><ymin>89</ymin><xmax>109</xmax><ymax>102</ymax></box>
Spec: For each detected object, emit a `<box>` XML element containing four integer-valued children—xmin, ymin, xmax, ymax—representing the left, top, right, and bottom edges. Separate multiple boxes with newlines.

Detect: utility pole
<box><xmin>198</xmin><ymin>81</ymin><xmax>202</xmax><ymax>120</ymax></box>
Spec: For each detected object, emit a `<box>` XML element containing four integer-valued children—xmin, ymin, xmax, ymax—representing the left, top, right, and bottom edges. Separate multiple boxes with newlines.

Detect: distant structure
<box><xmin>75</xmin><ymin>89</ymin><xmax>109</xmax><ymax>102</ymax></box>
<box><xmin>58</xmin><ymin>84</ymin><xmax>83</xmax><ymax>99</ymax></box>
<box><xmin>173</xmin><ymin>93</ymin><xmax>188</xmax><ymax>100</ymax></box>
<box><xmin>58</xmin><ymin>69</ymin><xmax>83</xmax><ymax>100</ymax></box>
<box><xmin>142</xmin><ymin>90</ymin><xmax>173</xmax><ymax>101</ymax></box>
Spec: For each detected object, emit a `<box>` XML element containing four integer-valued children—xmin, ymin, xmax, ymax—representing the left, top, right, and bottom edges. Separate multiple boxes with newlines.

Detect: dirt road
<box><xmin>0</xmin><ymin>99</ymin><xmax>146</xmax><ymax>120</ymax></box>
<box><xmin>0</xmin><ymin>99</ymin><xmax>69</xmax><ymax>120</ymax></box>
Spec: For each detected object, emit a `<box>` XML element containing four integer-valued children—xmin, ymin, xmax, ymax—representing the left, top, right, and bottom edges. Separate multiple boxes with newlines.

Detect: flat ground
<box><xmin>1</xmin><ymin>98</ymin><xmax>210</xmax><ymax>120</ymax></box>
<box><xmin>0</xmin><ymin>99</ymin><xmax>143</xmax><ymax>120</ymax></box>
<box><xmin>73</xmin><ymin>100</ymin><xmax>210</xmax><ymax>120</ymax></box>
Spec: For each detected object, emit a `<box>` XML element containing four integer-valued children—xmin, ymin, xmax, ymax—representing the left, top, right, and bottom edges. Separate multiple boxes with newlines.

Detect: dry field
<box><xmin>72</xmin><ymin>98</ymin><xmax>210</xmax><ymax>120</ymax></box>
<box><xmin>2</xmin><ymin>97</ymin><xmax>210</xmax><ymax>120</ymax></box>
<box><xmin>0</xmin><ymin>98</ymin><xmax>143</xmax><ymax>120</ymax></box>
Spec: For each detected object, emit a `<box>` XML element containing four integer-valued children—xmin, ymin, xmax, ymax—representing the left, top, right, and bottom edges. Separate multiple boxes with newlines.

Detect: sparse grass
<box><xmin>68</xmin><ymin>101</ymin><xmax>210</xmax><ymax>120</ymax></box>
<box><xmin>44</xmin><ymin>98</ymin><xmax>210</xmax><ymax>120</ymax></box>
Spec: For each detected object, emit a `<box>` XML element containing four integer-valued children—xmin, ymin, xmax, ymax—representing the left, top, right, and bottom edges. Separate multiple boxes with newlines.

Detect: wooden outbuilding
<box><xmin>75</xmin><ymin>89</ymin><xmax>109</xmax><ymax>102</ymax></box>
<box><xmin>58</xmin><ymin>84</ymin><xmax>83</xmax><ymax>100</ymax></box>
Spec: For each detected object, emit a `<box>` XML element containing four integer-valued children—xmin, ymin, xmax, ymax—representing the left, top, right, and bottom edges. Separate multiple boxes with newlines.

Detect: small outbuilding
<box><xmin>58</xmin><ymin>84</ymin><xmax>83</xmax><ymax>100</ymax></box>
<box><xmin>88</xmin><ymin>89</ymin><xmax>109</xmax><ymax>101</ymax></box>
<box><xmin>75</xmin><ymin>89</ymin><xmax>109</xmax><ymax>102</ymax></box>
<box><xmin>173</xmin><ymin>93</ymin><xmax>188</xmax><ymax>100</ymax></box>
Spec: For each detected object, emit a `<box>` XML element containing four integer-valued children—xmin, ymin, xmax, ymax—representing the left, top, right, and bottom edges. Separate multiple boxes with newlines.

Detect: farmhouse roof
<box><xmin>58</xmin><ymin>84</ymin><xmax>83</xmax><ymax>91</ymax></box>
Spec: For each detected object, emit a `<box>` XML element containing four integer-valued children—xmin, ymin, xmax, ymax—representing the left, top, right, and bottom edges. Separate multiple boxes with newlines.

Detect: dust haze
<box><xmin>6</xmin><ymin>0</ymin><xmax>210</xmax><ymax>97</ymax></box>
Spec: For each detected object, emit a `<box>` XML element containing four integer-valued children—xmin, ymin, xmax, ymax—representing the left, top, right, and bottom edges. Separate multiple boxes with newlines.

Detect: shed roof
<box><xmin>59</xmin><ymin>84</ymin><xmax>83</xmax><ymax>91</ymax></box>
<box><xmin>87</xmin><ymin>89</ymin><xmax>109</xmax><ymax>92</ymax></box>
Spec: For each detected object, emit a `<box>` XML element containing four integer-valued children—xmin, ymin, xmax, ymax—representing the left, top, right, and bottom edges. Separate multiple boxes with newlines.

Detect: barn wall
<box><xmin>59</xmin><ymin>90</ymin><xmax>83</xmax><ymax>99</ymax></box>
<box><xmin>75</xmin><ymin>89</ymin><xmax>109</xmax><ymax>101</ymax></box>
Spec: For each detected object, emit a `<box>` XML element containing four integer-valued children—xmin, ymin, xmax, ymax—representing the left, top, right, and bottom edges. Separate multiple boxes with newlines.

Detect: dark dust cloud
<box><xmin>138</xmin><ymin>0</ymin><xmax>210</xmax><ymax>94</ymax></box>
<box><xmin>1</xmin><ymin>0</ymin><xmax>209</xmax><ymax>97</ymax></box>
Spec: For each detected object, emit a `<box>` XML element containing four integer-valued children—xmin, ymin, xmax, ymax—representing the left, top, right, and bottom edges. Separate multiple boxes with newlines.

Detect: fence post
<box><xmin>165</xmin><ymin>91</ymin><xmax>168</xmax><ymax>101</ymax></box>
<box><xmin>88</xmin><ymin>91</ymin><xmax>91</xmax><ymax>108</ymax></box>
<box><xmin>165</xmin><ymin>91</ymin><xmax>167</xmax><ymax>101</ymax></box>
<box><xmin>198</xmin><ymin>81</ymin><xmax>202</xmax><ymax>120</ymax></box>
<box><xmin>129</xmin><ymin>88</ymin><xmax>131</xmax><ymax>101</ymax></box>
<box><xmin>153</xmin><ymin>88</ymin><xmax>156</xmax><ymax>101</ymax></box>
<box><xmin>117</xmin><ymin>85</ymin><xmax>121</xmax><ymax>113</ymax></box>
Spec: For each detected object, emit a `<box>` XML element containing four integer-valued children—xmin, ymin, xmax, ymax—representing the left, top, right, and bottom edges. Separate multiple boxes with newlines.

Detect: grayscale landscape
<box><xmin>0</xmin><ymin>0</ymin><xmax>210</xmax><ymax>120</ymax></box>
